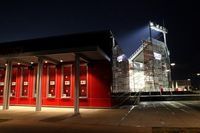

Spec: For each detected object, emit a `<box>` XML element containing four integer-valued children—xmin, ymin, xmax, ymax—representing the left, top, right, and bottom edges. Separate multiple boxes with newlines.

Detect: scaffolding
<box><xmin>143</xmin><ymin>41</ymin><xmax>155</xmax><ymax>92</ymax></box>
<box><xmin>143</xmin><ymin>40</ymin><xmax>170</xmax><ymax>92</ymax></box>
<box><xmin>112</xmin><ymin>45</ymin><xmax>130</xmax><ymax>93</ymax></box>
<box><xmin>129</xmin><ymin>39</ymin><xmax>171</xmax><ymax>92</ymax></box>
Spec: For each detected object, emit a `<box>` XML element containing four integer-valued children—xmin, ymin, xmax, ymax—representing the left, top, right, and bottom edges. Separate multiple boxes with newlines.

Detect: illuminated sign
<box><xmin>12</xmin><ymin>82</ymin><xmax>16</xmax><ymax>86</ymax></box>
<box><xmin>0</xmin><ymin>82</ymin><xmax>4</xmax><ymax>86</ymax></box>
<box><xmin>24</xmin><ymin>82</ymin><xmax>28</xmax><ymax>85</ymax></box>
<box><xmin>64</xmin><ymin>81</ymin><xmax>70</xmax><ymax>85</ymax></box>
<box><xmin>50</xmin><ymin>81</ymin><xmax>55</xmax><ymax>85</ymax></box>
<box><xmin>154</xmin><ymin>52</ymin><xmax>162</xmax><ymax>60</ymax></box>
<box><xmin>80</xmin><ymin>80</ymin><xmax>86</xmax><ymax>85</ymax></box>
<box><xmin>117</xmin><ymin>54</ymin><xmax>126</xmax><ymax>62</ymax></box>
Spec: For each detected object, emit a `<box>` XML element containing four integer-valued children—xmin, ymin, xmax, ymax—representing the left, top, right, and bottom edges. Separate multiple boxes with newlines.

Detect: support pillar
<box><xmin>74</xmin><ymin>54</ymin><xmax>80</xmax><ymax>115</ymax></box>
<box><xmin>36</xmin><ymin>57</ymin><xmax>43</xmax><ymax>111</ymax></box>
<box><xmin>3</xmin><ymin>60</ymin><xmax>12</xmax><ymax>110</ymax></box>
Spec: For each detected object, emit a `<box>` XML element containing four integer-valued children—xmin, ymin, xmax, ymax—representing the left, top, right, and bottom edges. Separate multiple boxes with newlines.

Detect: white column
<box><xmin>74</xmin><ymin>54</ymin><xmax>80</xmax><ymax>114</ymax></box>
<box><xmin>3</xmin><ymin>60</ymin><xmax>12</xmax><ymax>110</ymax></box>
<box><xmin>36</xmin><ymin>57</ymin><xmax>43</xmax><ymax>111</ymax></box>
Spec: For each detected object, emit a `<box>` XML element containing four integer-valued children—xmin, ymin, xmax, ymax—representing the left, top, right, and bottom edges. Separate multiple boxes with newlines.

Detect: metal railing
<box><xmin>131</xmin><ymin>91</ymin><xmax>141</xmax><ymax>105</ymax></box>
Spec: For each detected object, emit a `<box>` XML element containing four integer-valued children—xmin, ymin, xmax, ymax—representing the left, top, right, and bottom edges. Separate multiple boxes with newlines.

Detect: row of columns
<box><xmin>2</xmin><ymin>54</ymin><xmax>80</xmax><ymax>115</ymax></box>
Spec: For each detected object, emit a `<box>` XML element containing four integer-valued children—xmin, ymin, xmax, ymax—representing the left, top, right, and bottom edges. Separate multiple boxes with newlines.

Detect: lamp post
<box><xmin>187</xmin><ymin>78</ymin><xmax>191</xmax><ymax>91</ymax></box>
<box><xmin>170</xmin><ymin>63</ymin><xmax>176</xmax><ymax>90</ymax></box>
<box><xmin>170</xmin><ymin>63</ymin><xmax>175</xmax><ymax>79</ymax></box>
<box><xmin>197</xmin><ymin>73</ymin><xmax>200</xmax><ymax>90</ymax></box>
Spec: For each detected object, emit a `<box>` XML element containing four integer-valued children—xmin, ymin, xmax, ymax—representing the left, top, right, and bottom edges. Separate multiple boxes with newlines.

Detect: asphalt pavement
<box><xmin>1</xmin><ymin>101</ymin><xmax>200</xmax><ymax>133</ymax></box>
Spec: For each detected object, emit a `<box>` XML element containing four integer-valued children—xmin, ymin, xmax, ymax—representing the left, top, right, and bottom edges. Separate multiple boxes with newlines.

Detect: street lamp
<box><xmin>196</xmin><ymin>73</ymin><xmax>200</xmax><ymax>90</ymax></box>
<box><xmin>186</xmin><ymin>79</ymin><xmax>191</xmax><ymax>91</ymax></box>
<box><xmin>170</xmin><ymin>63</ymin><xmax>175</xmax><ymax>66</ymax></box>
<box><xmin>197</xmin><ymin>73</ymin><xmax>200</xmax><ymax>90</ymax></box>
<box><xmin>170</xmin><ymin>63</ymin><xmax>176</xmax><ymax>90</ymax></box>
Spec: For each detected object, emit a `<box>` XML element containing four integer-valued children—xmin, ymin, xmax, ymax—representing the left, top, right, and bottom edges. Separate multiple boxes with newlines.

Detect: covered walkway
<box><xmin>0</xmin><ymin>31</ymin><xmax>113</xmax><ymax>114</ymax></box>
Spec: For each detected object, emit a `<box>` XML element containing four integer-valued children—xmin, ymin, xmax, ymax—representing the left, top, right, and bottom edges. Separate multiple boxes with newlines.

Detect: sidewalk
<box><xmin>0</xmin><ymin>106</ymin><xmax>151</xmax><ymax>133</ymax></box>
<box><xmin>1</xmin><ymin>101</ymin><xmax>200</xmax><ymax>133</ymax></box>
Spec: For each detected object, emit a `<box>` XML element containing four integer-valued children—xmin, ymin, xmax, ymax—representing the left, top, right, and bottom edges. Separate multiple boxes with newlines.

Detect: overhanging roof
<box><xmin>0</xmin><ymin>30</ymin><xmax>113</xmax><ymax>66</ymax></box>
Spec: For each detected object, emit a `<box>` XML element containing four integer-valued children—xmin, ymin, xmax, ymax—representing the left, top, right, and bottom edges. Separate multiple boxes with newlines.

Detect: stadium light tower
<box><xmin>149</xmin><ymin>21</ymin><xmax>171</xmax><ymax>89</ymax></box>
<box><xmin>149</xmin><ymin>21</ymin><xmax>167</xmax><ymax>33</ymax></box>
<box><xmin>149</xmin><ymin>21</ymin><xmax>168</xmax><ymax>48</ymax></box>
<box><xmin>149</xmin><ymin>21</ymin><xmax>169</xmax><ymax>56</ymax></box>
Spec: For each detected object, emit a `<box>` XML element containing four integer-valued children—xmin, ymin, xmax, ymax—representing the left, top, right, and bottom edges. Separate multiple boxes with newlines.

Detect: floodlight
<box><xmin>150</xmin><ymin>22</ymin><xmax>154</xmax><ymax>27</ymax></box>
<box><xmin>170</xmin><ymin>63</ymin><xmax>175</xmax><ymax>66</ymax></box>
<box><xmin>149</xmin><ymin>21</ymin><xmax>167</xmax><ymax>34</ymax></box>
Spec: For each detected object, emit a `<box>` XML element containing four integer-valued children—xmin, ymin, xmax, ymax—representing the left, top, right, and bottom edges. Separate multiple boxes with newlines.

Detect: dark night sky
<box><xmin>0</xmin><ymin>0</ymin><xmax>200</xmax><ymax>81</ymax></box>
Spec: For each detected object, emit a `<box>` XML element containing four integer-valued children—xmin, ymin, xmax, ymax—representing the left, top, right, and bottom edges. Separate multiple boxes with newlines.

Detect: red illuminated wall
<box><xmin>10</xmin><ymin>67</ymin><xmax>18</xmax><ymax>105</ymax></box>
<box><xmin>8</xmin><ymin>66</ymin><xmax>36</xmax><ymax>105</ymax></box>
<box><xmin>0</xmin><ymin>60</ymin><xmax>112</xmax><ymax>108</ymax></box>
<box><xmin>86</xmin><ymin>61</ymin><xmax>112</xmax><ymax>107</ymax></box>
<box><xmin>0</xmin><ymin>68</ymin><xmax>5</xmax><ymax>104</ymax></box>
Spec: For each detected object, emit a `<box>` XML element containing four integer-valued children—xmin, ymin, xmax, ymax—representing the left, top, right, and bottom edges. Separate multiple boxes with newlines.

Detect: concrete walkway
<box><xmin>1</xmin><ymin>101</ymin><xmax>200</xmax><ymax>133</ymax></box>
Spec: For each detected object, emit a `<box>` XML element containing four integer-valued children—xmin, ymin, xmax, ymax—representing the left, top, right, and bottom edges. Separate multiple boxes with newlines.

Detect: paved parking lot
<box><xmin>1</xmin><ymin>101</ymin><xmax>200</xmax><ymax>133</ymax></box>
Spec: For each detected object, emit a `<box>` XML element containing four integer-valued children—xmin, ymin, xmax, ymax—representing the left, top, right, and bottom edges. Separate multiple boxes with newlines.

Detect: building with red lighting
<box><xmin>0</xmin><ymin>31</ymin><xmax>130</xmax><ymax>113</ymax></box>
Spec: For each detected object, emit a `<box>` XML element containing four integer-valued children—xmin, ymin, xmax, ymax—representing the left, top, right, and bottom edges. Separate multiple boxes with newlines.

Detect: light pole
<box><xmin>187</xmin><ymin>78</ymin><xmax>191</xmax><ymax>91</ymax></box>
<box><xmin>170</xmin><ymin>63</ymin><xmax>176</xmax><ymax>90</ymax></box>
<box><xmin>197</xmin><ymin>73</ymin><xmax>200</xmax><ymax>90</ymax></box>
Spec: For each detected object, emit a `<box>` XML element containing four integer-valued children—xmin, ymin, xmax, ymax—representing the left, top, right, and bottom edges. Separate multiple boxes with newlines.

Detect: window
<box><xmin>79</xmin><ymin>64</ymin><xmax>88</xmax><ymax>98</ymax></box>
<box><xmin>20</xmin><ymin>67</ymin><xmax>29</xmax><ymax>97</ymax></box>
<box><xmin>10</xmin><ymin>67</ymin><xmax>17</xmax><ymax>97</ymax></box>
<box><xmin>0</xmin><ymin>68</ymin><xmax>5</xmax><ymax>97</ymax></box>
<box><xmin>61</xmin><ymin>65</ymin><xmax>72</xmax><ymax>98</ymax></box>
<box><xmin>47</xmin><ymin>65</ymin><xmax>56</xmax><ymax>98</ymax></box>
<box><xmin>32</xmin><ymin>66</ymin><xmax>37</xmax><ymax>98</ymax></box>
